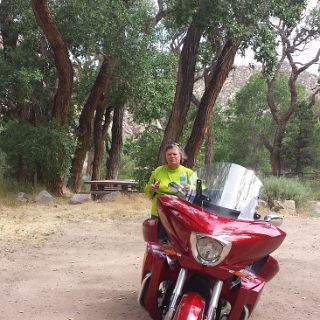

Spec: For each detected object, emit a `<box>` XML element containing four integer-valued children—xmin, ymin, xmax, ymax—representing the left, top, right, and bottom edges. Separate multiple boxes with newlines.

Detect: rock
<box><xmin>16</xmin><ymin>192</ymin><xmax>30</xmax><ymax>203</ymax></box>
<box><xmin>101</xmin><ymin>191</ymin><xmax>121</xmax><ymax>202</ymax></box>
<box><xmin>269</xmin><ymin>200</ymin><xmax>284</xmax><ymax>212</ymax></box>
<box><xmin>35</xmin><ymin>190</ymin><xmax>55</xmax><ymax>204</ymax></box>
<box><xmin>282</xmin><ymin>199</ymin><xmax>296</xmax><ymax>211</ymax></box>
<box><xmin>310</xmin><ymin>201</ymin><xmax>320</xmax><ymax>214</ymax></box>
<box><xmin>258</xmin><ymin>199</ymin><xmax>268</xmax><ymax>208</ymax></box>
<box><xmin>194</xmin><ymin>64</ymin><xmax>318</xmax><ymax>110</ymax></box>
<box><xmin>69</xmin><ymin>193</ymin><xmax>92</xmax><ymax>205</ymax></box>
<box><xmin>270</xmin><ymin>199</ymin><xmax>296</xmax><ymax>214</ymax></box>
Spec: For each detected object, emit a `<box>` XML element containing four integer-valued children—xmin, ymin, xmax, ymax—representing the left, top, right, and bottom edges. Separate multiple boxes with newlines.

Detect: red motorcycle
<box><xmin>138</xmin><ymin>163</ymin><xmax>286</xmax><ymax>320</ymax></box>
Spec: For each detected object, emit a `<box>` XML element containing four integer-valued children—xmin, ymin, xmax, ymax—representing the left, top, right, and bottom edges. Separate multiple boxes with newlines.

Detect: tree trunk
<box><xmin>86</xmin><ymin>149</ymin><xmax>94</xmax><ymax>177</ymax></box>
<box><xmin>266</xmin><ymin>64</ymin><xmax>299</xmax><ymax>176</ymax></box>
<box><xmin>204</xmin><ymin>120</ymin><xmax>214</xmax><ymax>165</ymax></box>
<box><xmin>32</xmin><ymin>0</ymin><xmax>73</xmax><ymax>196</ymax></box>
<box><xmin>68</xmin><ymin>56</ymin><xmax>112</xmax><ymax>192</ymax></box>
<box><xmin>47</xmin><ymin>177</ymin><xmax>64</xmax><ymax>197</ymax></box>
<box><xmin>106</xmin><ymin>105</ymin><xmax>125</xmax><ymax>179</ymax></box>
<box><xmin>92</xmin><ymin>104</ymin><xmax>113</xmax><ymax>181</ymax></box>
<box><xmin>184</xmin><ymin>40</ymin><xmax>239</xmax><ymax>168</ymax></box>
<box><xmin>1</xmin><ymin>1</ymin><xmax>37</xmax><ymax>125</ymax></box>
<box><xmin>32</xmin><ymin>0</ymin><xmax>73</xmax><ymax>127</ymax></box>
<box><xmin>271</xmin><ymin>148</ymin><xmax>281</xmax><ymax>176</ymax></box>
<box><xmin>16</xmin><ymin>155</ymin><xmax>26</xmax><ymax>183</ymax></box>
<box><xmin>270</xmin><ymin>123</ymin><xmax>286</xmax><ymax>176</ymax></box>
<box><xmin>157</xmin><ymin>24</ymin><xmax>202</xmax><ymax>165</ymax></box>
<box><xmin>0</xmin><ymin>0</ymin><xmax>19</xmax><ymax>57</ymax></box>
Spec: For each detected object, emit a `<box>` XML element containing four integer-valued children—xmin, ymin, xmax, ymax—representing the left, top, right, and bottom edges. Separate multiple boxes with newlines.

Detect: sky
<box><xmin>235</xmin><ymin>0</ymin><xmax>320</xmax><ymax>75</ymax></box>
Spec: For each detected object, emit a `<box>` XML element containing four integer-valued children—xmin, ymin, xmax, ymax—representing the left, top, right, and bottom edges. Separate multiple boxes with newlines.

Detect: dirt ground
<box><xmin>0</xmin><ymin>197</ymin><xmax>320</xmax><ymax>320</ymax></box>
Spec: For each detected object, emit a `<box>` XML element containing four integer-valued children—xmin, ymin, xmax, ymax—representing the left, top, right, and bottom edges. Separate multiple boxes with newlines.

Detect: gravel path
<box><xmin>0</xmin><ymin>216</ymin><xmax>319</xmax><ymax>320</ymax></box>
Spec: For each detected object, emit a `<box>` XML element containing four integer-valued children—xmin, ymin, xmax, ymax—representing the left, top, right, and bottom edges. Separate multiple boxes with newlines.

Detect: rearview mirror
<box><xmin>264</xmin><ymin>214</ymin><xmax>283</xmax><ymax>227</ymax></box>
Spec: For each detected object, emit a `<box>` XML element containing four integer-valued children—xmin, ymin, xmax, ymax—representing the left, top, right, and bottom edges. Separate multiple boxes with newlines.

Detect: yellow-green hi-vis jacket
<box><xmin>144</xmin><ymin>164</ymin><xmax>194</xmax><ymax>217</ymax></box>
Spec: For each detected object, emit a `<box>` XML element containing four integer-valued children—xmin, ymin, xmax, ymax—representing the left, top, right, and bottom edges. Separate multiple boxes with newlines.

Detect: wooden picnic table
<box><xmin>84</xmin><ymin>179</ymin><xmax>139</xmax><ymax>196</ymax></box>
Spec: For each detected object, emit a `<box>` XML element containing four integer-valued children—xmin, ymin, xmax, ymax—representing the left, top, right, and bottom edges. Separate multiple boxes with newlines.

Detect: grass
<box><xmin>1</xmin><ymin>176</ymin><xmax>319</xmax><ymax>242</ymax></box>
<box><xmin>0</xmin><ymin>193</ymin><xmax>150</xmax><ymax>242</ymax></box>
<box><xmin>259</xmin><ymin>176</ymin><xmax>320</xmax><ymax>217</ymax></box>
<box><xmin>261</xmin><ymin>176</ymin><xmax>314</xmax><ymax>206</ymax></box>
<box><xmin>0</xmin><ymin>177</ymin><xmax>45</xmax><ymax>206</ymax></box>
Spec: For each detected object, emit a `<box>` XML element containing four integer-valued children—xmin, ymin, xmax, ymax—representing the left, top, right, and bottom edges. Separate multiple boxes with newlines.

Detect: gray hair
<box><xmin>164</xmin><ymin>143</ymin><xmax>187</xmax><ymax>163</ymax></box>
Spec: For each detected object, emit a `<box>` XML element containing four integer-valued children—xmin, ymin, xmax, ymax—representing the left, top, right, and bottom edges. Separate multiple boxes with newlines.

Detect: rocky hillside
<box><xmin>124</xmin><ymin>63</ymin><xmax>319</xmax><ymax>134</ymax></box>
<box><xmin>217</xmin><ymin>64</ymin><xmax>319</xmax><ymax>108</ymax></box>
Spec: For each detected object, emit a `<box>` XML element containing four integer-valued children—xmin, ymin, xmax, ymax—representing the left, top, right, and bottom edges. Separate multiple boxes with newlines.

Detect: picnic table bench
<box><xmin>84</xmin><ymin>179</ymin><xmax>139</xmax><ymax>196</ymax></box>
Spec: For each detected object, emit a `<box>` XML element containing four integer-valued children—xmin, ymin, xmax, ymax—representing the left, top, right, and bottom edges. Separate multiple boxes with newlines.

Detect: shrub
<box><xmin>0</xmin><ymin>122</ymin><xmax>75</xmax><ymax>183</ymax></box>
<box><xmin>260</xmin><ymin>176</ymin><xmax>313</xmax><ymax>205</ymax></box>
<box><xmin>124</xmin><ymin>127</ymin><xmax>163</xmax><ymax>187</ymax></box>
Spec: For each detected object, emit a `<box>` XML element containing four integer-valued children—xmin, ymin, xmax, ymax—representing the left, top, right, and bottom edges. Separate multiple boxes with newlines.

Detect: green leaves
<box><xmin>0</xmin><ymin>123</ymin><xmax>75</xmax><ymax>182</ymax></box>
<box><xmin>212</xmin><ymin>72</ymin><xmax>310</xmax><ymax>172</ymax></box>
<box><xmin>251</xmin><ymin>25</ymin><xmax>278</xmax><ymax>74</ymax></box>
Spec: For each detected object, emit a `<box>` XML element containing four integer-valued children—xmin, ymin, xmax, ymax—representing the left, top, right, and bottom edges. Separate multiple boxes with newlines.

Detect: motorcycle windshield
<box><xmin>187</xmin><ymin>163</ymin><xmax>263</xmax><ymax>220</ymax></box>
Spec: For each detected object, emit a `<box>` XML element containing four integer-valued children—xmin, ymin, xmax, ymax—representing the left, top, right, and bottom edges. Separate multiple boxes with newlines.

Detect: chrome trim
<box><xmin>241</xmin><ymin>305</ymin><xmax>250</xmax><ymax>320</ymax></box>
<box><xmin>206</xmin><ymin>280</ymin><xmax>223</xmax><ymax>320</ymax></box>
<box><xmin>166</xmin><ymin>255</ymin><xmax>176</xmax><ymax>270</ymax></box>
<box><xmin>137</xmin><ymin>273</ymin><xmax>151</xmax><ymax>307</ymax></box>
<box><xmin>190</xmin><ymin>232</ymin><xmax>232</xmax><ymax>266</ymax></box>
<box><xmin>264</xmin><ymin>214</ymin><xmax>283</xmax><ymax>227</ymax></box>
<box><xmin>164</xmin><ymin>268</ymin><xmax>188</xmax><ymax>320</ymax></box>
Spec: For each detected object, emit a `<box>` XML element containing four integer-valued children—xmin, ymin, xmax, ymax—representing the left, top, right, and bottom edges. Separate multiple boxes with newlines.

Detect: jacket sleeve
<box><xmin>144</xmin><ymin>170</ymin><xmax>156</xmax><ymax>199</ymax></box>
<box><xmin>186</xmin><ymin>168</ymin><xmax>197</xmax><ymax>188</ymax></box>
<box><xmin>186</xmin><ymin>168</ymin><xmax>194</xmax><ymax>182</ymax></box>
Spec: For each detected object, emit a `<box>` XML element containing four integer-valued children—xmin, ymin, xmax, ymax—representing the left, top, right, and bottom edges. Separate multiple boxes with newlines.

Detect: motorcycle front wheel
<box><xmin>173</xmin><ymin>292</ymin><xmax>205</xmax><ymax>320</ymax></box>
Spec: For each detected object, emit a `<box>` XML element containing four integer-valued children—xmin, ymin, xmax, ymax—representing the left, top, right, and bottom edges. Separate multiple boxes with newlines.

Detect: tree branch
<box><xmin>145</xmin><ymin>0</ymin><xmax>169</xmax><ymax>32</ymax></box>
<box><xmin>260</xmin><ymin>134</ymin><xmax>273</xmax><ymax>153</ymax></box>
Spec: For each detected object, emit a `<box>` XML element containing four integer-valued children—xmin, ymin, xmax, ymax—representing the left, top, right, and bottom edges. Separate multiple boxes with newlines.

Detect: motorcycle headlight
<box><xmin>190</xmin><ymin>232</ymin><xmax>232</xmax><ymax>266</ymax></box>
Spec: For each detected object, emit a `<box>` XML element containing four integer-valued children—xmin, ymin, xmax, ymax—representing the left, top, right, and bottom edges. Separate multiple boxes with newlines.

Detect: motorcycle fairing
<box><xmin>142</xmin><ymin>217</ymin><xmax>158</xmax><ymax>243</ymax></box>
<box><xmin>158</xmin><ymin>195</ymin><xmax>286</xmax><ymax>267</ymax></box>
<box><xmin>141</xmin><ymin>243</ymin><xmax>180</xmax><ymax>320</ymax></box>
<box><xmin>227</xmin><ymin>275</ymin><xmax>266</xmax><ymax>320</ymax></box>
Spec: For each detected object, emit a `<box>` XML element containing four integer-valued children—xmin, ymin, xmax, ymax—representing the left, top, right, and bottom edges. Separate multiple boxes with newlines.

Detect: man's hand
<box><xmin>182</xmin><ymin>184</ymin><xmax>192</xmax><ymax>191</ymax></box>
<box><xmin>150</xmin><ymin>179</ymin><xmax>160</xmax><ymax>192</ymax></box>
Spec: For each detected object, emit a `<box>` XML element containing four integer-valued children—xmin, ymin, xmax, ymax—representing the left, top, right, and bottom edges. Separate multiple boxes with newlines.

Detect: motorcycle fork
<box><xmin>164</xmin><ymin>268</ymin><xmax>188</xmax><ymax>320</ymax></box>
<box><xmin>206</xmin><ymin>279</ymin><xmax>223</xmax><ymax>320</ymax></box>
<box><xmin>163</xmin><ymin>267</ymin><xmax>224</xmax><ymax>320</ymax></box>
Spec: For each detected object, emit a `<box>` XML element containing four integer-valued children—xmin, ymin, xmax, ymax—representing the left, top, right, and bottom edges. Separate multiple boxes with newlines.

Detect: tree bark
<box><xmin>263</xmin><ymin>25</ymin><xmax>320</xmax><ymax>176</ymax></box>
<box><xmin>270</xmin><ymin>124</ymin><xmax>286</xmax><ymax>176</ymax></box>
<box><xmin>0</xmin><ymin>0</ymin><xmax>19</xmax><ymax>57</ymax></box>
<box><xmin>92</xmin><ymin>104</ymin><xmax>113</xmax><ymax>181</ymax></box>
<box><xmin>157</xmin><ymin>24</ymin><xmax>202</xmax><ymax>165</ymax></box>
<box><xmin>46</xmin><ymin>178</ymin><xmax>64</xmax><ymax>197</ymax></box>
<box><xmin>106</xmin><ymin>105</ymin><xmax>125</xmax><ymax>179</ymax></box>
<box><xmin>184</xmin><ymin>40</ymin><xmax>240</xmax><ymax>168</ymax></box>
<box><xmin>32</xmin><ymin>0</ymin><xmax>73</xmax><ymax>196</ymax></box>
<box><xmin>204</xmin><ymin>120</ymin><xmax>214</xmax><ymax>165</ymax></box>
<box><xmin>32</xmin><ymin>0</ymin><xmax>73</xmax><ymax>127</ymax></box>
<box><xmin>68</xmin><ymin>56</ymin><xmax>112</xmax><ymax>192</ymax></box>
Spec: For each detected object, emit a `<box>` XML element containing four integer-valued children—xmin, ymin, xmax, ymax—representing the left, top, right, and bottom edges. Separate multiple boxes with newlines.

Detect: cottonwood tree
<box><xmin>32</xmin><ymin>0</ymin><xmax>73</xmax><ymax>128</ymax></box>
<box><xmin>0</xmin><ymin>1</ymin><xmax>76</xmax><ymax>193</ymax></box>
<box><xmin>53</xmin><ymin>0</ymin><xmax>157</xmax><ymax>191</ymax></box>
<box><xmin>157</xmin><ymin>22</ymin><xmax>202</xmax><ymax>164</ymax></box>
<box><xmin>282</xmin><ymin>99</ymin><xmax>319</xmax><ymax>174</ymax></box>
<box><xmin>0</xmin><ymin>0</ymin><xmax>53</xmax><ymax>126</ymax></box>
<box><xmin>156</xmin><ymin>0</ymin><xmax>284</xmax><ymax>167</ymax></box>
<box><xmin>31</xmin><ymin>0</ymin><xmax>73</xmax><ymax>196</ymax></box>
<box><xmin>219</xmin><ymin>73</ymin><xmax>308</xmax><ymax>172</ymax></box>
<box><xmin>262</xmin><ymin>3</ymin><xmax>320</xmax><ymax>175</ymax></box>
<box><xmin>67</xmin><ymin>55</ymin><xmax>113</xmax><ymax>192</ymax></box>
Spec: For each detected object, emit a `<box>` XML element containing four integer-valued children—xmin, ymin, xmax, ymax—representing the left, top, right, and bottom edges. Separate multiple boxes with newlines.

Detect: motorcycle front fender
<box><xmin>173</xmin><ymin>292</ymin><xmax>205</xmax><ymax>320</ymax></box>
